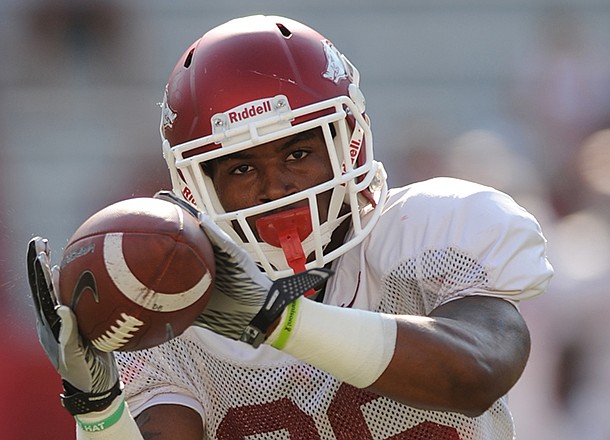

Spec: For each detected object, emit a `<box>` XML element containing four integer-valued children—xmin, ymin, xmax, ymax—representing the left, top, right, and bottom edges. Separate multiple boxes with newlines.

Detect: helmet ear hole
<box><xmin>276</xmin><ymin>22</ymin><xmax>292</xmax><ymax>38</ymax></box>
<box><xmin>184</xmin><ymin>48</ymin><xmax>195</xmax><ymax>68</ymax></box>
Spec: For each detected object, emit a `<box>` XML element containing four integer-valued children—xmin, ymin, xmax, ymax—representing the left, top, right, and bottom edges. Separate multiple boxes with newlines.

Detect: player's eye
<box><xmin>287</xmin><ymin>149</ymin><xmax>309</xmax><ymax>161</ymax></box>
<box><xmin>230</xmin><ymin>164</ymin><xmax>253</xmax><ymax>175</ymax></box>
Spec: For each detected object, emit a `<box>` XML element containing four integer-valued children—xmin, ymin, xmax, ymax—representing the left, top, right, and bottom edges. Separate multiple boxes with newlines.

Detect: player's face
<box><xmin>207</xmin><ymin>128</ymin><xmax>336</xmax><ymax>238</ymax></box>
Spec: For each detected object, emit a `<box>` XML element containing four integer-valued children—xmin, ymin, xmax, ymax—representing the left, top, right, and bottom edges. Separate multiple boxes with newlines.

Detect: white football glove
<box><xmin>154</xmin><ymin>191</ymin><xmax>333</xmax><ymax>346</ymax></box>
<box><xmin>27</xmin><ymin>237</ymin><xmax>121</xmax><ymax>415</ymax></box>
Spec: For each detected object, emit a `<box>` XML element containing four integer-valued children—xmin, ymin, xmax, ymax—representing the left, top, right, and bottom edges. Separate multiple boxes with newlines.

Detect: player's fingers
<box><xmin>26</xmin><ymin>237</ymin><xmax>39</xmax><ymax>272</ymax></box>
<box><xmin>154</xmin><ymin>190</ymin><xmax>200</xmax><ymax>219</ymax></box>
<box><xmin>26</xmin><ymin>237</ymin><xmax>45</xmax><ymax>295</ymax></box>
<box><xmin>35</xmin><ymin>254</ymin><xmax>58</xmax><ymax>305</ymax></box>
<box><xmin>32</xmin><ymin>256</ymin><xmax>61</xmax><ymax>340</ymax></box>
<box><xmin>51</xmin><ymin>265</ymin><xmax>61</xmax><ymax>293</ymax></box>
<box><xmin>197</xmin><ymin>212</ymin><xmax>233</xmax><ymax>248</ymax></box>
<box><xmin>57</xmin><ymin>305</ymin><xmax>80</xmax><ymax>354</ymax></box>
<box><xmin>154</xmin><ymin>189</ymin><xmax>245</xmax><ymax>264</ymax></box>
<box><xmin>154</xmin><ymin>191</ymin><xmax>226</xmax><ymax>256</ymax></box>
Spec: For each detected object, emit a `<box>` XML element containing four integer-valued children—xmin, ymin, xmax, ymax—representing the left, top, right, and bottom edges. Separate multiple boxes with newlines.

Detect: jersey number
<box><xmin>217</xmin><ymin>383</ymin><xmax>460</xmax><ymax>439</ymax></box>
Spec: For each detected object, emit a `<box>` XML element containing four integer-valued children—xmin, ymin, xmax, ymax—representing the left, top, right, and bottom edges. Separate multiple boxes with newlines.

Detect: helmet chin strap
<box><xmin>256</xmin><ymin>207</ymin><xmax>318</xmax><ymax>296</ymax></box>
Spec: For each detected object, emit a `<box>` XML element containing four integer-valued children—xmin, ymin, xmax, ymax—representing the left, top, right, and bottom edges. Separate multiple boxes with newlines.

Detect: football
<box><xmin>58</xmin><ymin>197</ymin><xmax>215</xmax><ymax>352</ymax></box>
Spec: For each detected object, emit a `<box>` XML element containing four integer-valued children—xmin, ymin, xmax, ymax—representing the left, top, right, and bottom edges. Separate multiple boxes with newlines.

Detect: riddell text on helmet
<box><xmin>228</xmin><ymin>100</ymin><xmax>273</xmax><ymax>123</ymax></box>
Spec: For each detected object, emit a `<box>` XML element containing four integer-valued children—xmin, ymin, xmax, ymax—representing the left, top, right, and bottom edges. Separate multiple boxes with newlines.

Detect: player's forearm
<box><xmin>265</xmin><ymin>296</ymin><xmax>527</xmax><ymax>416</ymax></box>
<box><xmin>370</xmin><ymin>316</ymin><xmax>511</xmax><ymax>416</ymax></box>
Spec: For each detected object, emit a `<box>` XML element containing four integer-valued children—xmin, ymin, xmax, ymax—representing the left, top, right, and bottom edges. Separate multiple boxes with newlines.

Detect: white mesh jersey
<box><xmin>116</xmin><ymin>177</ymin><xmax>553</xmax><ymax>440</ymax></box>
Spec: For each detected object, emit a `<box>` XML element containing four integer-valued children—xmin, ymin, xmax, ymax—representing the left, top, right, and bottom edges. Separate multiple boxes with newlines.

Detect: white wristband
<box><xmin>75</xmin><ymin>395</ymin><xmax>143</xmax><ymax>440</ymax></box>
<box><xmin>266</xmin><ymin>297</ymin><xmax>397</xmax><ymax>388</ymax></box>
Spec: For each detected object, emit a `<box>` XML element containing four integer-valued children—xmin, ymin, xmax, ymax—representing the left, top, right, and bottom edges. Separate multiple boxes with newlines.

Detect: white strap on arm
<box><xmin>75</xmin><ymin>395</ymin><xmax>143</xmax><ymax>440</ymax></box>
<box><xmin>266</xmin><ymin>297</ymin><xmax>397</xmax><ymax>388</ymax></box>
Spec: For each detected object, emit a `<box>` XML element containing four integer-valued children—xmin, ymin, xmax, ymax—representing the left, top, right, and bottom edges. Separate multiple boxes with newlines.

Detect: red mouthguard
<box><xmin>256</xmin><ymin>207</ymin><xmax>322</xmax><ymax>297</ymax></box>
<box><xmin>256</xmin><ymin>206</ymin><xmax>313</xmax><ymax>275</ymax></box>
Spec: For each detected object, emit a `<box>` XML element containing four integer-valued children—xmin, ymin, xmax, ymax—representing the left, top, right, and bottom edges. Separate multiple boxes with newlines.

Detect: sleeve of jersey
<box><xmin>392</xmin><ymin>178</ymin><xmax>554</xmax><ymax>303</ymax></box>
<box><xmin>459</xmin><ymin>190</ymin><xmax>552</xmax><ymax>301</ymax></box>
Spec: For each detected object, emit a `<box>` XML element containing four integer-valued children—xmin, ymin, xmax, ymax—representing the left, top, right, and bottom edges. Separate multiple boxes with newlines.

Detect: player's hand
<box><xmin>154</xmin><ymin>191</ymin><xmax>332</xmax><ymax>345</ymax></box>
<box><xmin>27</xmin><ymin>237</ymin><xmax>121</xmax><ymax>414</ymax></box>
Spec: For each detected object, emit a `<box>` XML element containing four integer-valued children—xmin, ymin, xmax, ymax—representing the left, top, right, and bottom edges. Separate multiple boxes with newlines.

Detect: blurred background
<box><xmin>1</xmin><ymin>0</ymin><xmax>610</xmax><ymax>438</ymax></box>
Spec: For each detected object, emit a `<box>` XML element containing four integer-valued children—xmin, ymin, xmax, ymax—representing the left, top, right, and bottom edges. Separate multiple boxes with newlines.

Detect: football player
<box><xmin>28</xmin><ymin>15</ymin><xmax>553</xmax><ymax>439</ymax></box>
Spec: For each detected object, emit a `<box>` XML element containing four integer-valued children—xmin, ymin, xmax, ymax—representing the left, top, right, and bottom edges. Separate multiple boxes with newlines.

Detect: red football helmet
<box><xmin>161</xmin><ymin>15</ymin><xmax>387</xmax><ymax>279</ymax></box>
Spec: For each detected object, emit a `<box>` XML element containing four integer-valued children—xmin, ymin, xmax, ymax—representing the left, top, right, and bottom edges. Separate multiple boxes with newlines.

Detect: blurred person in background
<box><xmin>502</xmin><ymin>9</ymin><xmax>610</xmax><ymax>438</ymax></box>
<box><xmin>510</xmin><ymin>129</ymin><xmax>610</xmax><ymax>440</ymax></box>
<box><xmin>508</xmin><ymin>7</ymin><xmax>610</xmax><ymax>217</ymax></box>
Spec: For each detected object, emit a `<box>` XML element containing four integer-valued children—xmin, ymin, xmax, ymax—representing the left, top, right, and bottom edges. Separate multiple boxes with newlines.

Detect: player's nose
<box><xmin>258</xmin><ymin>165</ymin><xmax>298</xmax><ymax>203</ymax></box>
